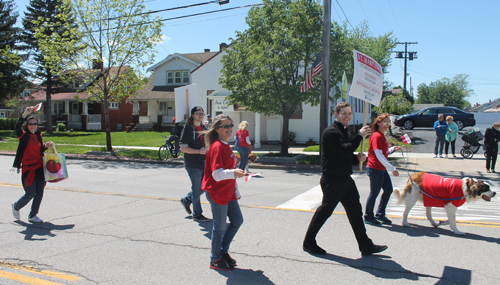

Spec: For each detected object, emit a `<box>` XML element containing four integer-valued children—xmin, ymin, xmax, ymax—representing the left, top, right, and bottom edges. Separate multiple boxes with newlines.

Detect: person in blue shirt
<box><xmin>444</xmin><ymin>116</ymin><xmax>459</xmax><ymax>158</ymax></box>
<box><xmin>433</xmin><ymin>114</ymin><xmax>448</xmax><ymax>158</ymax></box>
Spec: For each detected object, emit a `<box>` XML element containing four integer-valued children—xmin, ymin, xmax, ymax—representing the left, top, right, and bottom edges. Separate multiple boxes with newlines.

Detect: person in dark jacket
<box><xmin>179</xmin><ymin>106</ymin><xmax>210</xmax><ymax>222</ymax></box>
<box><xmin>303</xmin><ymin>102</ymin><xmax>388</xmax><ymax>256</ymax></box>
<box><xmin>167</xmin><ymin>117</ymin><xmax>182</xmax><ymax>156</ymax></box>
<box><xmin>484</xmin><ymin>122</ymin><xmax>500</xmax><ymax>173</ymax></box>
<box><xmin>11</xmin><ymin>106</ymin><xmax>53</xmax><ymax>223</ymax></box>
<box><xmin>433</xmin><ymin>114</ymin><xmax>448</xmax><ymax>158</ymax></box>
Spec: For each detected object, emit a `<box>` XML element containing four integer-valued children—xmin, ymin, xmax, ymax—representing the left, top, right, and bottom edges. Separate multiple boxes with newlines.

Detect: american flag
<box><xmin>300</xmin><ymin>53</ymin><xmax>323</xmax><ymax>93</ymax></box>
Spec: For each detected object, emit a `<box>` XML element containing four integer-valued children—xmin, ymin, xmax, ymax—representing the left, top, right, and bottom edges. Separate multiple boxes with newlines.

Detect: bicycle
<box><xmin>159</xmin><ymin>135</ymin><xmax>179</xmax><ymax>160</ymax></box>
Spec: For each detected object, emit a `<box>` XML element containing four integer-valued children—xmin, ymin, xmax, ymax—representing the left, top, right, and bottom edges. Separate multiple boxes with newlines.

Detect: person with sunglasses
<box><xmin>12</xmin><ymin>106</ymin><xmax>54</xmax><ymax>223</ymax></box>
<box><xmin>202</xmin><ymin>114</ymin><xmax>246</xmax><ymax>271</ymax></box>
<box><xmin>364</xmin><ymin>113</ymin><xmax>400</xmax><ymax>226</ymax></box>
<box><xmin>179</xmin><ymin>106</ymin><xmax>210</xmax><ymax>222</ymax></box>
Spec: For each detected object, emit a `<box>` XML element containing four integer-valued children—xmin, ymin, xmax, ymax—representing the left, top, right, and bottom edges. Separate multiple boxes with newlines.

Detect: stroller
<box><xmin>460</xmin><ymin>128</ymin><xmax>484</xmax><ymax>159</ymax></box>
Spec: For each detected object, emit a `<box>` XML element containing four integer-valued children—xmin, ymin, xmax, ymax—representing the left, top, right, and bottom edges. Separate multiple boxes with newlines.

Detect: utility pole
<box><xmin>394</xmin><ymin>42</ymin><xmax>417</xmax><ymax>93</ymax></box>
<box><xmin>320</xmin><ymin>0</ymin><xmax>331</xmax><ymax>150</ymax></box>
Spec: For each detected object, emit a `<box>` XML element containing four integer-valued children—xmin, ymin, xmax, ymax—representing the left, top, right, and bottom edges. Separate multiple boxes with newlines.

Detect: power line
<box><xmin>106</xmin><ymin>1</ymin><xmax>219</xmax><ymax>20</ymax></box>
<box><xmin>334</xmin><ymin>0</ymin><xmax>354</xmax><ymax>29</ymax></box>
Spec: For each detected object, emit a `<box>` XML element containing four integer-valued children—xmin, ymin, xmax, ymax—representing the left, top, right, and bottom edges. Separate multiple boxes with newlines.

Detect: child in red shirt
<box><xmin>202</xmin><ymin>114</ymin><xmax>246</xmax><ymax>271</ymax></box>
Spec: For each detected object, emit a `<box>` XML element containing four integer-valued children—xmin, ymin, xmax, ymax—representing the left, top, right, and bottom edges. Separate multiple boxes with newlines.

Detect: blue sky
<box><xmin>13</xmin><ymin>0</ymin><xmax>500</xmax><ymax>105</ymax></box>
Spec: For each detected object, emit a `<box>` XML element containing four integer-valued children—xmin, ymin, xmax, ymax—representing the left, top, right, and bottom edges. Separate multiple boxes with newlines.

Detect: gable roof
<box><xmin>146</xmin><ymin>52</ymin><xmax>218</xmax><ymax>72</ymax></box>
<box><xmin>132</xmin><ymin>74</ymin><xmax>176</xmax><ymax>101</ymax></box>
<box><xmin>467</xmin><ymin>97</ymin><xmax>500</xmax><ymax>112</ymax></box>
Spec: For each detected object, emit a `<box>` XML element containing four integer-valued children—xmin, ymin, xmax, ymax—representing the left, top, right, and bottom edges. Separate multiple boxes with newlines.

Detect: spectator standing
<box><xmin>302</xmin><ymin>102</ymin><xmax>388</xmax><ymax>256</ymax></box>
<box><xmin>202</xmin><ymin>114</ymin><xmax>246</xmax><ymax>271</ymax></box>
<box><xmin>433</xmin><ymin>114</ymin><xmax>448</xmax><ymax>158</ymax></box>
<box><xmin>236</xmin><ymin>121</ymin><xmax>251</xmax><ymax>170</ymax></box>
<box><xmin>179</xmin><ymin>106</ymin><xmax>210</xmax><ymax>222</ymax></box>
<box><xmin>11</xmin><ymin>106</ymin><xmax>54</xmax><ymax>223</ymax></box>
<box><xmin>205</xmin><ymin>114</ymin><xmax>213</xmax><ymax>128</ymax></box>
<box><xmin>167</xmin><ymin>117</ymin><xmax>182</xmax><ymax>156</ymax></box>
<box><xmin>484</xmin><ymin>122</ymin><xmax>500</xmax><ymax>173</ymax></box>
<box><xmin>444</xmin><ymin>116</ymin><xmax>459</xmax><ymax>158</ymax></box>
<box><xmin>364</xmin><ymin>113</ymin><xmax>400</xmax><ymax>226</ymax></box>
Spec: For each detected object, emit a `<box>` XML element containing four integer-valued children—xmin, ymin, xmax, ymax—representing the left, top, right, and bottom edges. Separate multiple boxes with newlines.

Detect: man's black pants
<box><xmin>304</xmin><ymin>175</ymin><xmax>373</xmax><ymax>252</ymax></box>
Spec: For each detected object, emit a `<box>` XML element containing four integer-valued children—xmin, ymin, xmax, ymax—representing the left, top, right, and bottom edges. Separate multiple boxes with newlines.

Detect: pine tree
<box><xmin>22</xmin><ymin>0</ymin><xmax>77</xmax><ymax>133</ymax></box>
<box><xmin>0</xmin><ymin>0</ymin><xmax>27</xmax><ymax>100</ymax></box>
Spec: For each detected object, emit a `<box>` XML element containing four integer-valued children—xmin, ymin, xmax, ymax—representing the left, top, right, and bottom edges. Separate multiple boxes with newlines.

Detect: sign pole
<box><xmin>359</xmin><ymin>101</ymin><xmax>370</xmax><ymax>173</ymax></box>
<box><xmin>185</xmin><ymin>89</ymin><xmax>189</xmax><ymax>120</ymax></box>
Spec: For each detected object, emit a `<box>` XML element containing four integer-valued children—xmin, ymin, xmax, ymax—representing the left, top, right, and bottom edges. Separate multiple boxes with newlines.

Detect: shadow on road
<box><xmin>14</xmin><ymin>221</ymin><xmax>75</xmax><ymax>241</ymax></box>
<box><xmin>217</xmin><ymin>268</ymin><xmax>273</xmax><ymax>284</ymax></box>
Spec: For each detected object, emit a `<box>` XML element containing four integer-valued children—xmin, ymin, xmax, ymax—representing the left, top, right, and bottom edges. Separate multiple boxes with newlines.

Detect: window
<box><xmin>422</xmin><ymin>109</ymin><xmax>436</xmax><ymax>115</ymax></box>
<box><xmin>167</xmin><ymin>70</ymin><xmax>189</xmax><ymax>85</ymax></box>
<box><xmin>290</xmin><ymin>103</ymin><xmax>303</xmax><ymax>119</ymax></box>
<box><xmin>159</xmin><ymin>102</ymin><xmax>167</xmax><ymax>113</ymax></box>
<box><xmin>109</xmin><ymin>102</ymin><xmax>119</xmax><ymax>109</ymax></box>
<box><xmin>437</xmin><ymin>108</ymin><xmax>454</xmax><ymax>114</ymax></box>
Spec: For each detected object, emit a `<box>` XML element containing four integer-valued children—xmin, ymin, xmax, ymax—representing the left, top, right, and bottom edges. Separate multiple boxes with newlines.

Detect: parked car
<box><xmin>395</xmin><ymin>107</ymin><xmax>475</xmax><ymax>130</ymax></box>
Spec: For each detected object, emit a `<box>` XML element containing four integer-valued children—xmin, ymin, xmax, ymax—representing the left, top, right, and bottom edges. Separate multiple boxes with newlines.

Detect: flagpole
<box><xmin>320</xmin><ymin>0</ymin><xmax>331</xmax><ymax>155</ymax></box>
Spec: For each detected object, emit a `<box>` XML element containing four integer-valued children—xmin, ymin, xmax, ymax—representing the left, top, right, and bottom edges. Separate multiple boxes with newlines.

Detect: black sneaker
<box><xmin>223</xmin><ymin>253</ymin><xmax>237</xmax><ymax>266</ymax></box>
<box><xmin>376</xmin><ymin>216</ymin><xmax>392</xmax><ymax>225</ymax></box>
<box><xmin>180</xmin><ymin>198</ymin><xmax>191</xmax><ymax>215</ymax></box>
<box><xmin>364</xmin><ymin>218</ymin><xmax>382</xmax><ymax>226</ymax></box>
<box><xmin>361</xmin><ymin>244</ymin><xmax>388</xmax><ymax>256</ymax></box>
<box><xmin>210</xmin><ymin>258</ymin><xmax>234</xmax><ymax>271</ymax></box>
<box><xmin>303</xmin><ymin>243</ymin><xmax>327</xmax><ymax>255</ymax></box>
<box><xmin>193</xmin><ymin>214</ymin><xmax>211</xmax><ymax>222</ymax></box>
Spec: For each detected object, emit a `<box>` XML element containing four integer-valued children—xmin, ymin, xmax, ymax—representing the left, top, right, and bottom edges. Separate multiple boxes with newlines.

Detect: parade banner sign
<box><xmin>349</xmin><ymin>50</ymin><xmax>383</xmax><ymax>107</ymax></box>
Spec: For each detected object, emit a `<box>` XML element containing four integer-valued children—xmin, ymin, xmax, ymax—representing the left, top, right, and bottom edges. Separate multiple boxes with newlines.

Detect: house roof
<box><xmin>132</xmin><ymin>74</ymin><xmax>175</xmax><ymax>101</ymax></box>
<box><xmin>467</xmin><ymin>97</ymin><xmax>500</xmax><ymax>112</ymax></box>
<box><xmin>146</xmin><ymin>52</ymin><xmax>218</xmax><ymax>72</ymax></box>
<box><xmin>29</xmin><ymin>90</ymin><xmax>88</xmax><ymax>101</ymax></box>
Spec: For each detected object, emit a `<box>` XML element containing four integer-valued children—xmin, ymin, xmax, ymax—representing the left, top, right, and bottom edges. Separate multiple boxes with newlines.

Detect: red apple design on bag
<box><xmin>46</xmin><ymin>160</ymin><xmax>61</xmax><ymax>173</ymax></box>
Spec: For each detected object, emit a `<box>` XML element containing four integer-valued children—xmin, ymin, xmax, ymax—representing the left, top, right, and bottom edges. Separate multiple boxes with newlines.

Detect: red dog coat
<box><xmin>422</xmin><ymin>173</ymin><xmax>465</xmax><ymax>207</ymax></box>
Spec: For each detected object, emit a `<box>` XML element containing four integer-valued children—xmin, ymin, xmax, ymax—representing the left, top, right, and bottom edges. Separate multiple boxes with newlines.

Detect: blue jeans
<box><xmin>364</xmin><ymin>167</ymin><xmax>393</xmax><ymax>220</ymax></box>
<box><xmin>434</xmin><ymin>135</ymin><xmax>446</xmax><ymax>155</ymax></box>
<box><xmin>237</xmin><ymin>147</ymin><xmax>249</xmax><ymax>170</ymax></box>
<box><xmin>14</xmin><ymin>168</ymin><xmax>45</xmax><ymax>218</ymax></box>
<box><xmin>183</xmin><ymin>166</ymin><xmax>205</xmax><ymax>216</ymax></box>
<box><xmin>207</xmin><ymin>194</ymin><xmax>243</xmax><ymax>262</ymax></box>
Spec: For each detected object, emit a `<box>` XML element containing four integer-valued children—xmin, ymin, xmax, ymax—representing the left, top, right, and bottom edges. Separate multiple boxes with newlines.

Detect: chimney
<box><xmin>219</xmin><ymin>42</ymin><xmax>229</xmax><ymax>51</ymax></box>
<box><xmin>204</xmin><ymin>49</ymin><xmax>210</xmax><ymax>53</ymax></box>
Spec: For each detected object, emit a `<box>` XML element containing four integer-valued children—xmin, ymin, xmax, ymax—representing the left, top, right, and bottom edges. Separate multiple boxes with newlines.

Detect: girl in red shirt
<box><xmin>236</xmin><ymin>121</ymin><xmax>251</xmax><ymax>170</ymax></box>
<box><xmin>12</xmin><ymin>106</ymin><xmax>53</xmax><ymax>223</ymax></box>
<box><xmin>364</xmin><ymin>113</ymin><xmax>400</xmax><ymax>225</ymax></box>
<box><xmin>202</xmin><ymin>114</ymin><xmax>246</xmax><ymax>271</ymax></box>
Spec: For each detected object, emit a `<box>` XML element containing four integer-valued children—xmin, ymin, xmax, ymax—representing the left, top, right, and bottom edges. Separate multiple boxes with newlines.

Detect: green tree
<box><xmin>220</xmin><ymin>0</ymin><xmax>322</xmax><ymax>155</ymax></box>
<box><xmin>372</xmin><ymin>90</ymin><xmax>413</xmax><ymax>115</ymax></box>
<box><xmin>0</xmin><ymin>0</ymin><xmax>27</xmax><ymax>99</ymax></box>
<box><xmin>38</xmin><ymin>0</ymin><xmax>162</xmax><ymax>151</ymax></box>
<box><xmin>416</xmin><ymin>74</ymin><xmax>472</xmax><ymax>109</ymax></box>
<box><xmin>22</xmin><ymin>0</ymin><xmax>78</xmax><ymax>133</ymax></box>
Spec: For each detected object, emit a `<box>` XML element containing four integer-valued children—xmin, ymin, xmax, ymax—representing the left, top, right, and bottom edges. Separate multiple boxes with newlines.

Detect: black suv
<box><xmin>395</xmin><ymin>107</ymin><xmax>475</xmax><ymax>130</ymax></box>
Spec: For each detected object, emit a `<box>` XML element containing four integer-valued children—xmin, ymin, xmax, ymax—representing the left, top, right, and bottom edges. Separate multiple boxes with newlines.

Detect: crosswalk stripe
<box><xmin>276</xmin><ymin>185</ymin><xmax>322</xmax><ymax>210</ymax></box>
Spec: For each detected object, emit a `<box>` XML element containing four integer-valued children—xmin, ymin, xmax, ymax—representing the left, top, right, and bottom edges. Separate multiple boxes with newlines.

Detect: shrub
<box><xmin>288</xmin><ymin>131</ymin><xmax>297</xmax><ymax>142</ymax></box>
<box><xmin>57</xmin><ymin>123</ymin><xmax>67</xmax><ymax>132</ymax></box>
<box><xmin>0</xmin><ymin>118</ymin><xmax>17</xmax><ymax>130</ymax></box>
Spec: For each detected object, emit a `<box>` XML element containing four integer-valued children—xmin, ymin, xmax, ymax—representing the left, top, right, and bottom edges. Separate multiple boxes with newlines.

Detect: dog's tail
<box><xmin>392</xmin><ymin>188</ymin><xmax>405</xmax><ymax>204</ymax></box>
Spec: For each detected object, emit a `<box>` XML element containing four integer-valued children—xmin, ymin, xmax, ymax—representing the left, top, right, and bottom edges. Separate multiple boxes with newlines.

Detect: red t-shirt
<box><xmin>194</xmin><ymin>125</ymin><xmax>203</xmax><ymax>144</ymax></box>
<box><xmin>237</xmin><ymin>130</ymin><xmax>250</xmax><ymax>148</ymax></box>
<box><xmin>202</xmin><ymin>139</ymin><xmax>238</xmax><ymax>205</ymax></box>
<box><xmin>19</xmin><ymin>132</ymin><xmax>43</xmax><ymax>166</ymax></box>
<box><xmin>422</xmin><ymin>173</ymin><xmax>465</xmax><ymax>207</ymax></box>
<box><xmin>367</xmin><ymin>131</ymin><xmax>389</xmax><ymax>170</ymax></box>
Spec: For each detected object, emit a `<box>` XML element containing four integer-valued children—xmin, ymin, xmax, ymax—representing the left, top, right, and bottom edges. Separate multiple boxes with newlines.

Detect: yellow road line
<box><xmin>0</xmin><ymin>261</ymin><xmax>79</xmax><ymax>281</ymax></box>
<box><xmin>2</xmin><ymin>182</ymin><xmax>500</xmax><ymax>228</ymax></box>
<box><xmin>0</xmin><ymin>270</ymin><xmax>65</xmax><ymax>285</ymax></box>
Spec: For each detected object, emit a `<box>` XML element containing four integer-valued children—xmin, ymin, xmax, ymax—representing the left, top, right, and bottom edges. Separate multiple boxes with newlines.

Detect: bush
<box><xmin>288</xmin><ymin>131</ymin><xmax>297</xmax><ymax>142</ymax></box>
<box><xmin>57</xmin><ymin>123</ymin><xmax>67</xmax><ymax>132</ymax></box>
<box><xmin>0</xmin><ymin>118</ymin><xmax>17</xmax><ymax>130</ymax></box>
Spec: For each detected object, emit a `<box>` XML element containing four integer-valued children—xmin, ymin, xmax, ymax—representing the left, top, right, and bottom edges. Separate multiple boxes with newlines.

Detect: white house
<box><xmin>138</xmin><ymin>43</ymin><xmax>370</xmax><ymax>147</ymax></box>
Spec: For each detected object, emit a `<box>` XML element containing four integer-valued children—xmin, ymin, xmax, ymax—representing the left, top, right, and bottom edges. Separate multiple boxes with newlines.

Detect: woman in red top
<box><xmin>236</xmin><ymin>121</ymin><xmax>251</xmax><ymax>170</ymax></box>
<box><xmin>12</xmin><ymin>106</ymin><xmax>53</xmax><ymax>223</ymax></box>
<box><xmin>202</xmin><ymin>114</ymin><xmax>246</xmax><ymax>271</ymax></box>
<box><xmin>364</xmin><ymin>113</ymin><xmax>400</xmax><ymax>226</ymax></box>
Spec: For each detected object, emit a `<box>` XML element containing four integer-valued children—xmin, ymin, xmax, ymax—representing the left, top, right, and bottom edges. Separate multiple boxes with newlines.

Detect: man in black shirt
<box><xmin>303</xmin><ymin>102</ymin><xmax>388</xmax><ymax>256</ymax></box>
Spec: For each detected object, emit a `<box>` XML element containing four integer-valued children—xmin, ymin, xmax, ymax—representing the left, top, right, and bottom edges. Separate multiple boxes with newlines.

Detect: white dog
<box><xmin>393</xmin><ymin>172</ymin><xmax>496</xmax><ymax>235</ymax></box>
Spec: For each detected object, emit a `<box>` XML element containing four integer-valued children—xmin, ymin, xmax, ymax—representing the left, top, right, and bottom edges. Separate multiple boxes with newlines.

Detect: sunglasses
<box><xmin>380</xmin><ymin>121</ymin><xmax>390</xmax><ymax>125</ymax></box>
<box><xmin>27</xmin><ymin>123</ymin><xmax>38</xmax><ymax>126</ymax></box>
<box><xmin>194</xmin><ymin>112</ymin><xmax>205</xmax><ymax>116</ymax></box>
<box><xmin>218</xmin><ymin>124</ymin><xmax>234</xmax><ymax>129</ymax></box>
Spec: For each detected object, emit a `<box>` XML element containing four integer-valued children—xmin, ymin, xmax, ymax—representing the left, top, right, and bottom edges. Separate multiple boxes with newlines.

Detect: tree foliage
<box><xmin>0</xmin><ymin>0</ymin><xmax>27</xmax><ymax>99</ymax></box>
<box><xmin>372</xmin><ymin>90</ymin><xmax>413</xmax><ymax>115</ymax></box>
<box><xmin>36</xmin><ymin>0</ymin><xmax>162</xmax><ymax>150</ymax></box>
<box><xmin>416</xmin><ymin>74</ymin><xmax>472</xmax><ymax>109</ymax></box>
<box><xmin>220</xmin><ymin>0</ymin><xmax>322</xmax><ymax>155</ymax></box>
<box><xmin>330</xmin><ymin>21</ymin><xmax>397</xmax><ymax>100</ymax></box>
<box><xmin>22</xmin><ymin>0</ymin><xmax>78</xmax><ymax>133</ymax></box>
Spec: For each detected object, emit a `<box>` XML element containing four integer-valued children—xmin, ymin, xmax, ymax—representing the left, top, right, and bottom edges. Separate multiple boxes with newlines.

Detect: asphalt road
<box><xmin>0</xmin><ymin>128</ymin><xmax>499</xmax><ymax>284</ymax></box>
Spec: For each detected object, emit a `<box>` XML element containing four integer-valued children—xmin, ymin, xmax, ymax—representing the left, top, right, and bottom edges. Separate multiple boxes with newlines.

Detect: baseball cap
<box><xmin>207</xmin><ymin>114</ymin><xmax>211</xmax><ymax>118</ymax></box>
<box><xmin>191</xmin><ymin>106</ymin><xmax>204</xmax><ymax>114</ymax></box>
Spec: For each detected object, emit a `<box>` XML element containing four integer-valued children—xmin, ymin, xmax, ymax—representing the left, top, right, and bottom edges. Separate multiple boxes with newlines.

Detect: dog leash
<box><xmin>398</xmin><ymin>148</ymin><xmax>465</xmax><ymax>201</ymax></box>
